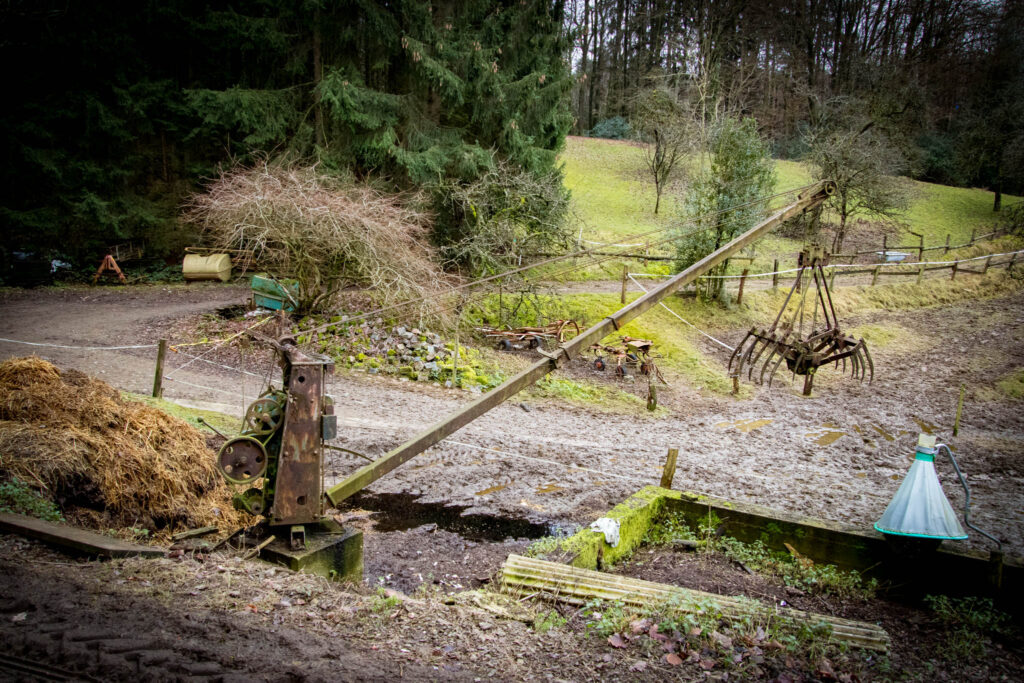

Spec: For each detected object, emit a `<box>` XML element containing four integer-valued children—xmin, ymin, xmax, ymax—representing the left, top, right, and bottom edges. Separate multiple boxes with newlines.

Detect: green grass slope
<box><xmin>559</xmin><ymin>136</ymin><xmax>1016</xmax><ymax>264</ymax></box>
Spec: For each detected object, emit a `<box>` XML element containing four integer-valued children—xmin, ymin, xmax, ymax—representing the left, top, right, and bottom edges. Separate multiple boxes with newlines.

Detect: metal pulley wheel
<box><xmin>217</xmin><ymin>436</ymin><xmax>268</xmax><ymax>485</ymax></box>
<box><xmin>244</xmin><ymin>395</ymin><xmax>284</xmax><ymax>435</ymax></box>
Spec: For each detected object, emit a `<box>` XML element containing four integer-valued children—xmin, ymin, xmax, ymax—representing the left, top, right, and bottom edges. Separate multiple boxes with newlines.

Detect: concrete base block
<box><xmin>260</xmin><ymin>526</ymin><xmax>363</xmax><ymax>583</ymax></box>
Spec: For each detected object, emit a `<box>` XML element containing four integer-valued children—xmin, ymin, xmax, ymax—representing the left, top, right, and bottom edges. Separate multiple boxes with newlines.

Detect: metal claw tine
<box><xmin>746</xmin><ymin>332</ymin><xmax>772</xmax><ymax>380</ymax></box>
<box><xmin>759</xmin><ymin>336</ymin><xmax>786</xmax><ymax>385</ymax></box>
<box><xmin>738</xmin><ymin>334</ymin><xmax>760</xmax><ymax>377</ymax></box>
<box><xmin>861</xmin><ymin>341</ymin><xmax>874</xmax><ymax>383</ymax></box>
<box><xmin>729</xmin><ymin>328</ymin><xmax>754</xmax><ymax>372</ymax></box>
<box><xmin>767</xmin><ymin>349</ymin><xmax>788</xmax><ymax>387</ymax></box>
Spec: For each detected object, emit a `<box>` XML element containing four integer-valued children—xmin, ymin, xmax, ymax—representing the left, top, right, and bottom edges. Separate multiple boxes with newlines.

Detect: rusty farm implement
<box><xmin>729</xmin><ymin>245</ymin><xmax>873</xmax><ymax>395</ymax></box>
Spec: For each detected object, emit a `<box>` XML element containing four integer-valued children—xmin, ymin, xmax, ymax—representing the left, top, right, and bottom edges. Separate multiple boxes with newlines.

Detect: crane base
<box><xmin>259</xmin><ymin>522</ymin><xmax>363</xmax><ymax>583</ymax></box>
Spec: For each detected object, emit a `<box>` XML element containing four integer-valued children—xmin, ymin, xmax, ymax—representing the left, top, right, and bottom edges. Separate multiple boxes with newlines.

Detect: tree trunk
<box><xmin>832</xmin><ymin>211</ymin><xmax>848</xmax><ymax>253</ymax></box>
<box><xmin>994</xmin><ymin>182</ymin><xmax>1002</xmax><ymax>212</ymax></box>
<box><xmin>313</xmin><ymin>6</ymin><xmax>324</xmax><ymax>147</ymax></box>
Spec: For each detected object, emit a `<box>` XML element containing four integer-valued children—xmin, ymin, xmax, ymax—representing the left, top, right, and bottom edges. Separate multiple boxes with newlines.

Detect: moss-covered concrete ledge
<box><xmin>550</xmin><ymin>486</ymin><xmax>1020</xmax><ymax>610</ymax></box>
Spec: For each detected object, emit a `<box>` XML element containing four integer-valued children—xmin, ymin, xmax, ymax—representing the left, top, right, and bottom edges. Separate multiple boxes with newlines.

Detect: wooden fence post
<box><xmin>152</xmin><ymin>339</ymin><xmax>167</xmax><ymax>398</ymax></box>
<box><xmin>953</xmin><ymin>383</ymin><xmax>966</xmax><ymax>437</ymax></box>
<box><xmin>983</xmin><ymin>255</ymin><xmax>993</xmax><ymax>273</ymax></box>
<box><xmin>829</xmin><ymin>266</ymin><xmax>837</xmax><ymax>289</ymax></box>
<box><xmin>772</xmin><ymin>259</ymin><xmax>779</xmax><ymax>290</ymax></box>
<box><xmin>1009</xmin><ymin>252</ymin><xmax>1018</xmax><ymax>272</ymax></box>
<box><xmin>916</xmin><ymin>262</ymin><xmax>925</xmax><ymax>284</ymax></box>
<box><xmin>736</xmin><ymin>269</ymin><xmax>749</xmax><ymax>305</ymax></box>
<box><xmin>970</xmin><ymin>229</ymin><xmax>976</xmax><ymax>245</ymax></box>
<box><xmin>950</xmin><ymin>261</ymin><xmax>958</xmax><ymax>280</ymax></box>
<box><xmin>945</xmin><ymin>234</ymin><xmax>951</xmax><ymax>254</ymax></box>
<box><xmin>620</xmin><ymin>265</ymin><xmax>628</xmax><ymax>304</ymax></box>
<box><xmin>918</xmin><ymin>234</ymin><xmax>924</xmax><ymax>261</ymax></box>
<box><xmin>871</xmin><ymin>265</ymin><xmax>881</xmax><ymax>286</ymax></box>
<box><xmin>882</xmin><ymin>234</ymin><xmax>888</xmax><ymax>257</ymax></box>
<box><xmin>660</xmin><ymin>448</ymin><xmax>679</xmax><ymax>489</ymax></box>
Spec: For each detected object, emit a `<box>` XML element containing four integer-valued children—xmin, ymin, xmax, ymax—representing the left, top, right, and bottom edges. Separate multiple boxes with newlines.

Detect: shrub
<box><xmin>432</xmin><ymin>159</ymin><xmax>572</xmax><ymax>276</ymax></box>
<box><xmin>588</xmin><ymin>116</ymin><xmax>633</xmax><ymax>140</ymax></box>
<box><xmin>184</xmin><ymin>160</ymin><xmax>447</xmax><ymax>313</ymax></box>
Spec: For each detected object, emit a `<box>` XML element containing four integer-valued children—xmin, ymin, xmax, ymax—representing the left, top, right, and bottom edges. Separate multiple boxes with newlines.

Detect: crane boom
<box><xmin>326</xmin><ymin>181</ymin><xmax>835</xmax><ymax>506</ymax></box>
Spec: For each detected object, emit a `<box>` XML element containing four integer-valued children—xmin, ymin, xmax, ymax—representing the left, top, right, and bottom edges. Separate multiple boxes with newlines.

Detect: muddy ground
<box><xmin>1</xmin><ymin>279</ymin><xmax>1022</xmax><ymax>679</ymax></box>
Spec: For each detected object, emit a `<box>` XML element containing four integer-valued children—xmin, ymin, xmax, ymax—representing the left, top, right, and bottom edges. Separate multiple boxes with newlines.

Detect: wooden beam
<box><xmin>0</xmin><ymin>513</ymin><xmax>165</xmax><ymax>559</ymax></box>
<box><xmin>500</xmin><ymin>554</ymin><xmax>890</xmax><ymax>652</ymax></box>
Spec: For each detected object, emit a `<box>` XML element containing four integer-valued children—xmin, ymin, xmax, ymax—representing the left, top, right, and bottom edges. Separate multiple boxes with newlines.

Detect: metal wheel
<box><xmin>244</xmin><ymin>396</ymin><xmax>284</xmax><ymax>435</ymax></box>
<box><xmin>217</xmin><ymin>436</ymin><xmax>268</xmax><ymax>485</ymax></box>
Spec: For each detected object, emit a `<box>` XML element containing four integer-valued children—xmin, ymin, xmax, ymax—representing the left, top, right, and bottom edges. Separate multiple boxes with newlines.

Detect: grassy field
<box><xmin>559</xmin><ymin>136</ymin><xmax>1017</xmax><ymax>273</ymax></box>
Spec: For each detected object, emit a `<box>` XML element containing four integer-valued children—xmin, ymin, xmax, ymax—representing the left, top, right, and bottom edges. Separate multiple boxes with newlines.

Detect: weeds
<box><xmin>924</xmin><ymin>595</ymin><xmax>1015</xmax><ymax>660</ymax></box>
<box><xmin>533</xmin><ymin>609</ymin><xmax>567</xmax><ymax>633</ymax></box>
<box><xmin>371</xmin><ymin>587</ymin><xmax>401</xmax><ymax>613</ymax></box>
<box><xmin>648</xmin><ymin>512</ymin><xmax>876</xmax><ymax>600</ymax></box>
<box><xmin>0</xmin><ymin>477</ymin><xmax>63</xmax><ymax>521</ymax></box>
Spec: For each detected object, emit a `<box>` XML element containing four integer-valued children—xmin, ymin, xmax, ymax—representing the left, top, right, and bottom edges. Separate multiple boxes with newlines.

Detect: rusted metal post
<box><xmin>951</xmin><ymin>262</ymin><xmax>958</xmax><ymax>280</ymax></box>
<box><xmin>620</xmin><ymin>265</ymin><xmax>628</xmax><ymax>304</ymax></box>
<box><xmin>772</xmin><ymin>259</ymin><xmax>779</xmax><ymax>290</ymax></box>
<box><xmin>152</xmin><ymin>339</ymin><xmax>167</xmax><ymax>398</ymax></box>
<box><xmin>736</xmin><ymin>268</ymin><xmax>749</xmax><ymax>305</ymax></box>
<box><xmin>945</xmin><ymin>234</ymin><xmax>951</xmax><ymax>254</ymax></box>
<box><xmin>871</xmin><ymin>265</ymin><xmax>881</xmax><ymax>286</ymax></box>
<box><xmin>660</xmin><ymin>448</ymin><xmax>679</xmax><ymax>489</ymax></box>
<box><xmin>953</xmin><ymin>383</ymin><xmax>965</xmax><ymax>437</ymax></box>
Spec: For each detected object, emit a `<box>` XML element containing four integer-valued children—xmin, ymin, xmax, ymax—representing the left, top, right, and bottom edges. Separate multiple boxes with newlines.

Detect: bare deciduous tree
<box><xmin>804</xmin><ymin>98</ymin><xmax>911</xmax><ymax>254</ymax></box>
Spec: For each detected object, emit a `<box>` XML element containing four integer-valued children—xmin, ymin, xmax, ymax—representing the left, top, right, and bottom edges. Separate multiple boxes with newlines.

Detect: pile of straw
<box><xmin>0</xmin><ymin>357</ymin><xmax>246</xmax><ymax>533</ymax></box>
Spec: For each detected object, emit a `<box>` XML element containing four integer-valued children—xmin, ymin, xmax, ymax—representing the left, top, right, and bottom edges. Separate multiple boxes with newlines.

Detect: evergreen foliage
<box><xmin>1</xmin><ymin>1</ymin><xmax>573</xmax><ymax>269</ymax></box>
<box><xmin>588</xmin><ymin>116</ymin><xmax>632</xmax><ymax>140</ymax></box>
<box><xmin>673</xmin><ymin>117</ymin><xmax>775</xmax><ymax>298</ymax></box>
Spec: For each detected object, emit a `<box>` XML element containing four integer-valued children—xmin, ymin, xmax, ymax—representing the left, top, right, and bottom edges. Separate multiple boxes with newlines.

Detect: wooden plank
<box><xmin>501</xmin><ymin>554</ymin><xmax>890</xmax><ymax>652</ymax></box>
<box><xmin>171</xmin><ymin>525</ymin><xmax>218</xmax><ymax>541</ymax></box>
<box><xmin>0</xmin><ymin>513</ymin><xmax>165</xmax><ymax>558</ymax></box>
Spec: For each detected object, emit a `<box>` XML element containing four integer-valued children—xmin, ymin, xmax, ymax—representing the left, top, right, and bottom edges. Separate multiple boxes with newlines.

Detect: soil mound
<box><xmin>0</xmin><ymin>356</ymin><xmax>246</xmax><ymax>534</ymax></box>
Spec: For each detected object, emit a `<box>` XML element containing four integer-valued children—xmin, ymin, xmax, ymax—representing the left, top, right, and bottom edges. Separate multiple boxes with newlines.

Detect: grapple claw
<box><xmin>729</xmin><ymin>246</ymin><xmax>876</xmax><ymax>395</ymax></box>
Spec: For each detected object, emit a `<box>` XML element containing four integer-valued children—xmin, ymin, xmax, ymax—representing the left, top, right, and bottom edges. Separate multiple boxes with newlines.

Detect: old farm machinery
<box><xmin>729</xmin><ymin>245</ymin><xmax>873</xmax><ymax>395</ymax></box>
<box><xmin>213</xmin><ymin>181</ymin><xmax>836</xmax><ymax>579</ymax></box>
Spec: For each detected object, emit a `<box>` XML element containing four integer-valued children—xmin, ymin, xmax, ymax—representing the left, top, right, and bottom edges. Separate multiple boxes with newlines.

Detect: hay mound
<box><xmin>0</xmin><ymin>357</ymin><xmax>246</xmax><ymax>534</ymax></box>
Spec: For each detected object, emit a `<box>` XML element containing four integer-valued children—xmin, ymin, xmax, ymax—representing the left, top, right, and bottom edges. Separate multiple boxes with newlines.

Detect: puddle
<box><xmin>871</xmin><ymin>424</ymin><xmax>896</xmax><ymax>441</ymax></box>
<box><xmin>812</xmin><ymin>430</ymin><xmax>846</xmax><ymax>446</ymax></box>
<box><xmin>913</xmin><ymin>418</ymin><xmax>940</xmax><ymax>434</ymax></box>
<box><xmin>805</xmin><ymin>425</ymin><xmax>846</xmax><ymax>446</ymax></box>
<box><xmin>715</xmin><ymin>418</ymin><xmax>773</xmax><ymax>433</ymax></box>
<box><xmin>475</xmin><ymin>483</ymin><xmax>510</xmax><ymax>496</ymax></box>
<box><xmin>536</xmin><ymin>483</ymin><xmax>566</xmax><ymax>495</ymax></box>
<box><xmin>345</xmin><ymin>491</ymin><xmax>555</xmax><ymax>541</ymax></box>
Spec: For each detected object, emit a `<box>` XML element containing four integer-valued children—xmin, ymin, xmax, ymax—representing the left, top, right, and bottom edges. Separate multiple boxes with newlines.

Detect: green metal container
<box><xmin>251</xmin><ymin>274</ymin><xmax>299</xmax><ymax>312</ymax></box>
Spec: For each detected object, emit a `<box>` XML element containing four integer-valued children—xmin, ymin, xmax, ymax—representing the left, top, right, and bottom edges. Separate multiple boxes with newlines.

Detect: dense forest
<box><xmin>2</xmin><ymin>0</ymin><xmax>1021</xmax><ymax>267</ymax></box>
<box><xmin>569</xmin><ymin>0</ymin><xmax>1023</xmax><ymax>199</ymax></box>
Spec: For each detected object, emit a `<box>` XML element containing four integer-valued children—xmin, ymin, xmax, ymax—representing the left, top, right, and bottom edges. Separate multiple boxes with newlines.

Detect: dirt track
<box><xmin>2</xmin><ymin>282</ymin><xmax>1022</xmax><ymax>561</ymax></box>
